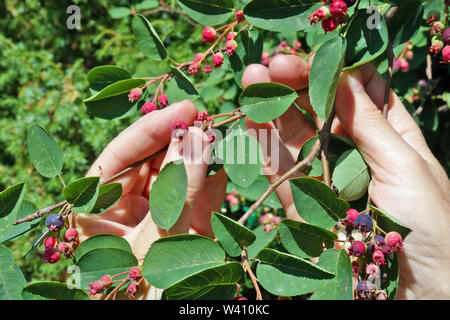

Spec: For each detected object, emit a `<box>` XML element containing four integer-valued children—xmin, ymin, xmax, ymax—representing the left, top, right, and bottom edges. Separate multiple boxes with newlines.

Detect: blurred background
<box><xmin>0</xmin><ymin>0</ymin><xmax>448</xmax><ymax>297</ymax></box>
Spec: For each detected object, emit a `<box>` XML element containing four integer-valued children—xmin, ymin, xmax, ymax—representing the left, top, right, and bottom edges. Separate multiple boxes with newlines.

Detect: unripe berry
<box><xmin>355</xmin><ymin>280</ymin><xmax>376</xmax><ymax>300</ymax></box>
<box><xmin>212</xmin><ymin>53</ymin><xmax>224</xmax><ymax>68</ymax></box>
<box><xmin>348</xmin><ymin>241</ymin><xmax>366</xmax><ymax>257</ymax></box>
<box><xmin>431</xmin><ymin>21</ymin><xmax>445</xmax><ymax>35</ymax></box>
<box><xmin>226</xmin><ymin>32</ymin><xmax>237</xmax><ymax>41</ymax></box>
<box><xmin>321</xmin><ymin>17</ymin><xmax>339</xmax><ymax>33</ymax></box>
<box><xmin>308</xmin><ymin>6</ymin><xmax>331</xmax><ymax>26</ymax></box>
<box><xmin>372</xmin><ymin>249</ymin><xmax>386</xmax><ymax>266</ymax></box>
<box><xmin>64</xmin><ymin>228</ymin><xmax>79</xmax><ymax>244</ymax></box>
<box><xmin>141</xmin><ymin>102</ymin><xmax>157</xmax><ymax>115</ymax></box>
<box><xmin>443</xmin><ymin>28</ymin><xmax>450</xmax><ymax>45</ymax></box>
<box><xmin>259</xmin><ymin>213</ymin><xmax>273</xmax><ymax>225</ymax></box>
<box><xmin>57</xmin><ymin>241</ymin><xmax>73</xmax><ymax>258</ymax></box>
<box><xmin>441</xmin><ymin>45</ymin><xmax>450</xmax><ymax>64</ymax></box>
<box><xmin>330</xmin><ymin>0</ymin><xmax>348</xmax><ymax>18</ymax></box>
<box><xmin>225</xmin><ymin>40</ymin><xmax>238</xmax><ymax>55</ymax></box>
<box><xmin>43</xmin><ymin>237</ymin><xmax>56</xmax><ymax>248</ymax></box>
<box><xmin>201</xmin><ymin>27</ymin><xmax>217</xmax><ymax>43</ymax></box>
<box><xmin>293</xmin><ymin>40</ymin><xmax>302</xmax><ymax>49</ymax></box>
<box><xmin>45</xmin><ymin>214</ymin><xmax>64</xmax><ymax>231</ymax></box>
<box><xmin>158</xmin><ymin>94</ymin><xmax>168</xmax><ymax>107</ymax></box>
<box><xmin>271</xmin><ymin>216</ymin><xmax>282</xmax><ymax>225</ymax></box>
<box><xmin>43</xmin><ymin>247</ymin><xmax>60</xmax><ymax>264</ymax></box>
<box><xmin>170</xmin><ymin>120</ymin><xmax>189</xmax><ymax>140</ymax></box>
<box><xmin>405</xmin><ymin>50</ymin><xmax>414</xmax><ymax>60</ymax></box>
<box><xmin>226</xmin><ymin>193</ymin><xmax>238</xmax><ymax>206</ymax></box>
<box><xmin>353</xmin><ymin>213</ymin><xmax>373</xmax><ymax>233</ymax></box>
<box><xmin>128</xmin><ymin>266</ymin><xmax>142</xmax><ymax>280</ymax></box>
<box><xmin>88</xmin><ymin>280</ymin><xmax>105</xmax><ymax>296</ymax></box>
<box><xmin>188</xmin><ymin>62</ymin><xmax>201</xmax><ymax>75</ymax></box>
<box><xmin>344</xmin><ymin>208</ymin><xmax>359</xmax><ymax>226</ymax></box>
<box><xmin>126</xmin><ymin>281</ymin><xmax>139</xmax><ymax>299</ymax></box>
<box><xmin>385</xmin><ymin>231</ymin><xmax>403</xmax><ymax>250</ymax></box>
<box><xmin>430</xmin><ymin>38</ymin><xmax>444</xmax><ymax>55</ymax></box>
<box><xmin>196</xmin><ymin>111</ymin><xmax>210</xmax><ymax>122</ymax></box>
<box><xmin>203</xmin><ymin>65</ymin><xmax>213</xmax><ymax>73</ymax></box>
<box><xmin>235</xmin><ymin>10</ymin><xmax>245</xmax><ymax>23</ymax></box>
<box><xmin>193</xmin><ymin>52</ymin><xmax>204</xmax><ymax>63</ymax></box>
<box><xmin>100</xmin><ymin>275</ymin><xmax>113</xmax><ymax>289</ymax></box>
<box><xmin>128</xmin><ymin>88</ymin><xmax>142</xmax><ymax>102</ymax></box>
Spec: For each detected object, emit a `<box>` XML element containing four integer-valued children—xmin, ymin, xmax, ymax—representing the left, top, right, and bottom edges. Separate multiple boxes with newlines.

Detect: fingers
<box><xmin>268</xmin><ymin>54</ymin><xmax>309</xmax><ymax>90</ymax></box>
<box><xmin>241</xmin><ymin>64</ymin><xmax>271</xmax><ymax>88</ymax></box>
<box><xmin>86</xmin><ymin>100</ymin><xmax>198</xmax><ymax>194</ymax></box>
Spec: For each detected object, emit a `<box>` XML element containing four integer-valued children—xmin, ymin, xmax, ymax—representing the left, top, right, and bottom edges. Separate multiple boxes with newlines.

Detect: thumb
<box><xmin>335</xmin><ymin>68</ymin><xmax>418</xmax><ymax>173</ymax></box>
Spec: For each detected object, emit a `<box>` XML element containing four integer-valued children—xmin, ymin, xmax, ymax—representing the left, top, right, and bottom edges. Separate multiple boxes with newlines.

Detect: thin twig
<box><xmin>319</xmin><ymin>107</ymin><xmax>336</xmax><ymax>187</ymax></box>
<box><xmin>241</xmin><ymin>248</ymin><xmax>262</xmax><ymax>300</ymax></box>
<box><xmin>14</xmin><ymin>201</ymin><xmax>67</xmax><ymax>225</ymax></box>
<box><xmin>382</xmin><ymin>6</ymin><xmax>398</xmax><ymax>118</ymax></box>
<box><xmin>104</xmin><ymin>277</ymin><xmax>130</xmax><ymax>300</ymax></box>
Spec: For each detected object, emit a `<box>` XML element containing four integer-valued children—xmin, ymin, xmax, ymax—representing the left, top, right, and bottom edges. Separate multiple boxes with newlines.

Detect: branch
<box><xmin>241</xmin><ymin>248</ymin><xmax>262</xmax><ymax>300</ymax></box>
<box><xmin>13</xmin><ymin>201</ymin><xmax>67</xmax><ymax>225</ymax></box>
<box><xmin>319</xmin><ymin>106</ymin><xmax>336</xmax><ymax>187</ymax></box>
<box><xmin>382</xmin><ymin>6</ymin><xmax>398</xmax><ymax>118</ymax></box>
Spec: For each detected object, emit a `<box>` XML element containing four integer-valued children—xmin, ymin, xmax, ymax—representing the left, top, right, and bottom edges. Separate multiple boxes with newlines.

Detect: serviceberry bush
<box><xmin>0</xmin><ymin>0</ymin><xmax>449</xmax><ymax>301</ymax></box>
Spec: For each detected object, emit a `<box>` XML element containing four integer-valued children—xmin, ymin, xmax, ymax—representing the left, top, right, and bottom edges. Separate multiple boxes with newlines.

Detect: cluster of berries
<box><xmin>42</xmin><ymin>214</ymin><xmax>79</xmax><ymax>264</ymax></box>
<box><xmin>88</xmin><ymin>266</ymin><xmax>142</xmax><ymax>299</ymax></box>
<box><xmin>170</xmin><ymin>112</ymin><xmax>216</xmax><ymax>143</ymax></box>
<box><xmin>405</xmin><ymin>79</ymin><xmax>429</xmax><ymax>104</ymax></box>
<box><xmin>308</xmin><ymin>0</ymin><xmax>356</xmax><ymax>33</ymax></box>
<box><xmin>340</xmin><ymin>209</ymin><xmax>403</xmax><ymax>300</ymax></box>
<box><xmin>426</xmin><ymin>12</ymin><xmax>450</xmax><ymax>64</ymax></box>
<box><xmin>128</xmin><ymin>87</ymin><xmax>170</xmax><ymax>116</ymax></box>
<box><xmin>258</xmin><ymin>213</ymin><xmax>282</xmax><ymax>233</ymax></box>
<box><xmin>260</xmin><ymin>40</ymin><xmax>303</xmax><ymax>66</ymax></box>
<box><xmin>226</xmin><ymin>190</ymin><xmax>240</xmax><ymax>206</ymax></box>
<box><xmin>393</xmin><ymin>40</ymin><xmax>414</xmax><ymax>72</ymax></box>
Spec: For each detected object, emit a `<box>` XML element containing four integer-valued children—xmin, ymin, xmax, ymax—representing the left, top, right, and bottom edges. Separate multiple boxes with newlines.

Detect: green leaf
<box><xmin>166</xmin><ymin>66</ymin><xmax>200</xmax><ymax>102</ymax></box>
<box><xmin>239</xmin><ymin>82</ymin><xmax>298</xmax><ymax>123</ymax></box>
<box><xmin>27</xmin><ymin>124</ymin><xmax>64</xmax><ymax>178</ymax></box>
<box><xmin>0</xmin><ymin>200</ymin><xmax>40</xmax><ymax>243</ymax></box>
<box><xmin>132</xmin><ymin>14</ymin><xmax>167</xmax><ymax>60</ymax></box>
<box><xmin>163</xmin><ymin>262</ymin><xmax>243</xmax><ymax>300</ymax></box>
<box><xmin>370</xmin><ymin>205</ymin><xmax>412</xmax><ymax>239</ymax></box>
<box><xmin>63</xmin><ymin>177</ymin><xmax>100</xmax><ymax>213</ymax></box>
<box><xmin>177</xmin><ymin>0</ymin><xmax>234</xmax><ymax>26</ymax></box>
<box><xmin>76</xmin><ymin>248</ymin><xmax>138</xmax><ymax>289</ymax></box>
<box><xmin>149</xmin><ymin>161</ymin><xmax>187</xmax><ymax>230</ymax></box>
<box><xmin>136</xmin><ymin>0</ymin><xmax>159</xmax><ymax>10</ymax></box>
<box><xmin>0</xmin><ymin>247</ymin><xmax>27</xmax><ymax>300</ymax></box>
<box><xmin>309</xmin><ymin>36</ymin><xmax>346</xmax><ymax>120</ymax></box>
<box><xmin>0</xmin><ymin>183</ymin><xmax>26</xmax><ymax>236</ymax></box>
<box><xmin>247</xmin><ymin>225</ymin><xmax>279</xmax><ymax>260</ymax></box>
<box><xmin>83</xmin><ymin>78</ymin><xmax>146</xmax><ymax>119</ymax></box>
<box><xmin>256</xmin><ymin>248</ymin><xmax>334</xmax><ymax>296</ymax></box>
<box><xmin>290</xmin><ymin>177</ymin><xmax>349</xmax><ymax>229</ymax></box>
<box><xmin>211</xmin><ymin>212</ymin><xmax>256</xmax><ymax>257</ymax></box>
<box><xmin>221</xmin><ymin>129</ymin><xmax>263</xmax><ymax>188</ymax></box>
<box><xmin>142</xmin><ymin>234</ymin><xmax>226</xmax><ymax>289</ymax></box>
<box><xmin>389</xmin><ymin>1</ymin><xmax>424</xmax><ymax>48</ymax></box>
<box><xmin>279</xmin><ymin>219</ymin><xmax>337</xmax><ymax>258</ymax></box>
<box><xmin>90</xmin><ymin>183</ymin><xmax>122</xmax><ymax>214</ymax></box>
<box><xmin>380</xmin><ymin>251</ymin><xmax>399</xmax><ymax>300</ymax></box>
<box><xmin>86</xmin><ymin>65</ymin><xmax>131</xmax><ymax>92</ymax></box>
<box><xmin>344</xmin><ymin>9</ymin><xmax>388</xmax><ymax>70</ymax></box>
<box><xmin>109</xmin><ymin>7</ymin><xmax>131</xmax><ymax>19</ymax></box>
<box><xmin>21</xmin><ymin>282</ymin><xmax>89</xmax><ymax>300</ymax></box>
<box><xmin>74</xmin><ymin>234</ymin><xmax>132</xmax><ymax>262</ymax></box>
<box><xmin>311</xmin><ymin>249</ymin><xmax>353</xmax><ymax>300</ymax></box>
<box><xmin>243</xmin><ymin>0</ymin><xmax>321</xmax><ymax>32</ymax></box>
<box><xmin>332</xmin><ymin>149</ymin><xmax>370</xmax><ymax>201</ymax></box>
<box><xmin>227</xmin><ymin>176</ymin><xmax>282</xmax><ymax>209</ymax></box>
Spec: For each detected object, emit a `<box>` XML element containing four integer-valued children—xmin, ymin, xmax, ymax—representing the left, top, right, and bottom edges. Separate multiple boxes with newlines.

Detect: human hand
<box><xmin>241</xmin><ymin>55</ymin><xmax>450</xmax><ymax>300</ymax></box>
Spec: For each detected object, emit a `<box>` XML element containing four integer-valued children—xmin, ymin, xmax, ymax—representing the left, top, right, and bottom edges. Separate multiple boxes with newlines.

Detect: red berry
<box><xmin>128</xmin><ymin>88</ymin><xmax>142</xmax><ymax>102</ymax></box>
<box><xmin>64</xmin><ymin>228</ymin><xmax>79</xmax><ymax>244</ymax></box>
<box><xmin>141</xmin><ymin>102</ymin><xmax>157</xmax><ymax>115</ymax></box>
<box><xmin>212</xmin><ymin>53</ymin><xmax>224</xmax><ymax>68</ymax></box>
<box><xmin>128</xmin><ymin>266</ymin><xmax>142</xmax><ymax>280</ymax></box>
<box><xmin>43</xmin><ymin>237</ymin><xmax>56</xmax><ymax>248</ymax></box>
<box><xmin>226</xmin><ymin>32</ymin><xmax>237</xmax><ymax>41</ymax></box>
<box><xmin>193</xmin><ymin>52</ymin><xmax>204</xmax><ymax>63</ymax></box>
<box><xmin>196</xmin><ymin>111</ymin><xmax>210</xmax><ymax>122</ymax></box>
<box><xmin>321</xmin><ymin>17</ymin><xmax>338</xmax><ymax>33</ymax></box>
<box><xmin>399</xmin><ymin>59</ymin><xmax>409</xmax><ymax>72</ymax></box>
<box><xmin>426</xmin><ymin>13</ymin><xmax>439</xmax><ymax>25</ymax></box>
<box><xmin>372</xmin><ymin>249</ymin><xmax>386</xmax><ymax>266</ymax></box>
<box><xmin>443</xmin><ymin>28</ymin><xmax>450</xmax><ymax>45</ymax></box>
<box><xmin>88</xmin><ymin>281</ymin><xmax>105</xmax><ymax>296</ymax></box>
<box><xmin>158</xmin><ymin>94</ymin><xmax>168</xmax><ymax>107</ymax></box>
<box><xmin>201</xmin><ymin>27</ymin><xmax>217</xmax><ymax>43</ymax></box>
<box><xmin>344</xmin><ymin>208</ymin><xmax>359</xmax><ymax>226</ymax></box>
<box><xmin>203</xmin><ymin>65</ymin><xmax>213</xmax><ymax>73</ymax></box>
<box><xmin>170</xmin><ymin>120</ymin><xmax>189</xmax><ymax>140</ymax></box>
<box><xmin>225</xmin><ymin>40</ymin><xmax>238</xmax><ymax>55</ymax></box>
<box><xmin>100</xmin><ymin>275</ymin><xmax>113</xmax><ymax>289</ymax></box>
<box><xmin>348</xmin><ymin>241</ymin><xmax>366</xmax><ymax>257</ymax></box>
<box><xmin>405</xmin><ymin>50</ymin><xmax>414</xmax><ymax>60</ymax></box>
<box><xmin>441</xmin><ymin>45</ymin><xmax>450</xmax><ymax>64</ymax></box>
<box><xmin>235</xmin><ymin>10</ymin><xmax>245</xmax><ymax>23</ymax></box>
<box><xmin>330</xmin><ymin>0</ymin><xmax>348</xmax><ymax>18</ymax></box>
<box><xmin>126</xmin><ymin>281</ymin><xmax>139</xmax><ymax>299</ymax></box>
<box><xmin>43</xmin><ymin>247</ymin><xmax>60</xmax><ymax>264</ymax></box>
<box><xmin>57</xmin><ymin>241</ymin><xmax>73</xmax><ymax>258</ymax></box>
<box><xmin>293</xmin><ymin>40</ymin><xmax>302</xmax><ymax>49</ymax></box>
<box><xmin>308</xmin><ymin>6</ymin><xmax>331</xmax><ymax>26</ymax></box>
<box><xmin>188</xmin><ymin>62</ymin><xmax>201</xmax><ymax>75</ymax></box>
<box><xmin>385</xmin><ymin>231</ymin><xmax>403</xmax><ymax>250</ymax></box>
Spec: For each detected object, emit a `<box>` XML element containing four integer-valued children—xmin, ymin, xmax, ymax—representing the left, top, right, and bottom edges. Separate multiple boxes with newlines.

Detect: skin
<box><xmin>72</xmin><ymin>55</ymin><xmax>450</xmax><ymax>300</ymax></box>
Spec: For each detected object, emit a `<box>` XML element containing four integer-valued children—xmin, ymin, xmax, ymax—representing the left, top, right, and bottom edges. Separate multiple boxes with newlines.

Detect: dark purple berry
<box><xmin>353</xmin><ymin>213</ymin><xmax>373</xmax><ymax>233</ymax></box>
<box><xmin>356</xmin><ymin>280</ymin><xmax>376</xmax><ymax>300</ymax></box>
<box><xmin>443</xmin><ymin>28</ymin><xmax>450</xmax><ymax>45</ymax></box>
<box><xmin>45</xmin><ymin>214</ymin><xmax>64</xmax><ymax>231</ymax></box>
<box><xmin>374</xmin><ymin>235</ymin><xmax>385</xmax><ymax>246</ymax></box>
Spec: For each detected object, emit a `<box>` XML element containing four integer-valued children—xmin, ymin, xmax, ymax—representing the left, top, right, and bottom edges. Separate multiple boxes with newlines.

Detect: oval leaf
<box><xmin>132</xmin><ymin>14</ymin><xmax>167</xmax><ymax>60</ymax></box>
<box><xmin>63</xmin><ymin>177</ymin><xmax>100</xmax><ymax>213</ymax></box>
<box><xmin>0</xmin><ymin>200</ymin><xmax>40</xmax><ymax>243</ymax></box>
<box><xmin>239</xmin><ymin>82</ymin><xmax>298</xmax><ymax>123</ymax></box>
<box><xmin>142</xmin><ymin>234</ymin><xmax>226</xmax><ymax>289</ymax></box>
<box><xmin>167</xmin><ymin>66</ymin><xmax>200</xmax><ymax>102</ymax></box>
<box><xmin>246</xmin><ymin>224</ymin><xmax>279</xmax><ymax>260</ymax></box>
<box><xmin>149</xmin><ymin>160</ymin><xmax>187</xmax><ymax>230</ymax></box>
<box><xmin>22</xmin><ymin>282</ymin><xmax>89</xmax><ymax>300</ymax></box>
<box><xmin>86</xmin><ymin>65</ymin><xmax>131</xmax><ymax>92</ymax></box>
<box><xmin>27</xmin><ymin>124</ymin><xmax>64</xmax><ymax>178</ymax></box>
<box><xmin>177</xmin><ymin>0</ymin><xmax>234</xmax><ymax>26</ymax></box>
<box><xmin>211</xmin><ymin>212</ymin><xmax>256</xmax><ymax>257</ymax></box>
<box><xmin>0</xmin><ymin>247</ymin><xmax>27</xmax><ymax>300</ymax></box>
<box><xmin>309</xmin><ymin>36</ymin><xmax>346</xmax><ymax>120</ymax></box>
<box><xmin>89</xmin><ymin>183</ymin><xmax>122</xmax><ymax>214</ymax></box>
<box><xmin>0</xmin><ymin>183</ymin><xmax>26</xmax><ymax>235</ymax></box>
<box><xmin>74</xmin><ymin>233</ymin><xmax>132</xmax><ymax>262</ymax></box>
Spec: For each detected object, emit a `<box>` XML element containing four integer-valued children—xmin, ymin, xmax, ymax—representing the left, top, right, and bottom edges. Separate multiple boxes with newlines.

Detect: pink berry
<box><xmin>43</xmin><ymin>247</ymin><xmax>60</xmax><ymax>264</ymax></box>
<box><xmin>235</xmin><ymin>10</ymin><xmax>244</xmax><ymax>23</ymax></box>
<box><xmin>348</xmin><ymin>241</ymin><xmax>366</xmax><ymax>257</ymax></box>
<box><xmin>64</xmin><ymin>228</ymin><xmax>79</xmax><ymax>244</ymax></box>
<box><xmin>259</xmin><ymin>213</ymin><xmax>273</xmax><ymax>225</ymax></box>
<box><xmin>399</xmin><ymin>59</ymin><xmax>409</xmax><ymax>72</ymax></box>
<box><xmin>365</xmin><ymin>263</ymin><xmax>380</xmax><ymax>277</ymax></box>
<box><xmin>226</xmin><ymin>194</ymin><xmax>238</xmax><ymax>206</ymax></box>
<box><xmin>203</xmin><ymin>65</ymin><xmax>213</xmax><ymax>73</ymax></box>
<box><xmin>308</xmin><ymin>6</ymin><xmax>331</xmax><ymax>26</ymax></box>
<box><xmin>393</xmin><ymin>57</ymin><xmax>402</xmax><ymax>71</ymax></box>
<box><xmin>128</xmin><ymin>266</ymin><xmax>142</xmax><ymax>280</ymax></box>
<box><xmin>128</xmin><ymin>88</ymin><xmax>142</xmax><ymax>102</ymax></box>
<box><xmin>385</xmin><ymin>231</ymin><xmax>403</xmax><ymax>250</ymax></box>
<box><xmin>443</xmin><ymin>28</ymin><xmax>450</xmax><ymax>45</ymax></box>
<box><xmin>43</xmin><ymin>237</ymin><xmax>56</xmax><ymax>248</ymax></box>
<box><xmin>226</xmin><ymin>32</ymin><xmax>237</xmax><ymax>41</ymax></box>
<box><xmin>201</xmin><ymin>27</ymin><xmax>217</xmax><ymax>43</ymax></box>
<box><xmin>344</xmin><ymin>208</ymin><xmax>360</xmax><ymax>226</ymax></box>
<box><xmin>321</xmin><ymin>17</ymin><xmax>338</xmax><ymax>33</ymax></box>
<box><xmin>171</xmin><ymin>120</ymin><xmax>189</xmax><ymax>140</ymax></box>
<box><xmin>193</xmin><ymin>52</ymin><xmax>204</xmax><ymax>63</ymax></box>
<box><xmin>126</xmin><ymin>281</ymin><xmax>139</xmax><ymax>299</ymax></box>
<box><xmin>330</xmin><ymin>0</ymin><xmax>347</xmax><ymax>18</ymax></box>
<box><xmin>441</xmin><ymin>45</ymin><xmax>450</xmax><ymax>64</ymax></box>
<box><xmin>158</xmin><ymin>94</ymin><xmax>168</xmax><ymax>107</ymax></box>
<box><xmin>293</xmin><ymin>40</ymin><xmax>302</xmax><ymax>49</ymax></box>
<box><xmin>271</xmin><ymin>216</ymin><xmax>282</xmax><ymax>225</ymax></box>
<box><xmin>430</xmin><ymin>38</ymin><xmax>444</xmax><ymax>55</ymax></box>
<box><xmin>196</xmin><ymin>111</ymin><xmax>210</xmax><ymax>122</ymax></box>
<box><xmin>58</xmin><ymin>242</ymin><xmax>73</xmax><ymax>258</ymax></box>
<box><xmin>188</xmin><ymin>62</ymin><xmax>201</xmax><ymax>75</ymax></box>
<box><xmin>225</xmin><ymin>40</ymin><xmax>238</xmax><ymax>55</ymax></box>
<box><xmin>141</xmin><ymin>102</ymin><xmax>157</xmax><ymax>115</ymax></box>
<box><xmin>212</xmin><ymin>53</ymin><xmax>224</xmax><ymax>68</ymax></box>
<box><xmin>405</xmin><ymin>50</ymin><xmax>413</xmax><ymax>60</ymax></box>
<box><xmin>88</xmin><ymin>281</ymin><xmax>104</xmax><ymax>296</ymax></box>
<box><xmin>100</xmin><ymin>275</ymin><xmax>113</xmax><ymax>289</ymax></box>
<box><xmin>372</xmin><ymin>249</ymin><xmax>386</xmax><ymax>266</ymax></box>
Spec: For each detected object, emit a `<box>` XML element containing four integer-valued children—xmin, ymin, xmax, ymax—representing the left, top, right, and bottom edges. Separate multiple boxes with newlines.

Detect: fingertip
<box><xmin>268</xmin><ymin>54</ymin><xmax>309</xmax><ymax>90</ymax></box>
<box><xmin>241</xmin><ymin>64</ymin><xmax>271</xmax><ymax>88</ymax></box>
